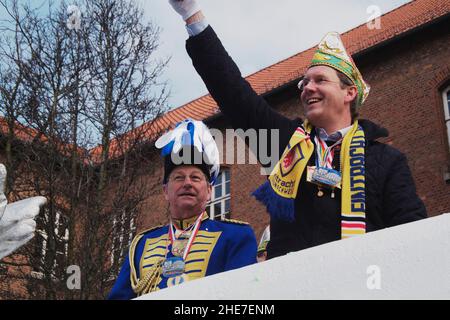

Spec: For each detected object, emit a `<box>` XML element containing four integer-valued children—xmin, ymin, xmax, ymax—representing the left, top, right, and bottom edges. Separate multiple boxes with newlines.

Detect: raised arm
<box><xmin>169</xmin><ymin>1</ymin><xmax>300</xmax><ymax>162</ymax></box>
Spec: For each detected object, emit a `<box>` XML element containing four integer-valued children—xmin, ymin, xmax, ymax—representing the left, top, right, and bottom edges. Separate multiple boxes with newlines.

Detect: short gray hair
<box><xmin>336</xmin><ymin>71</ymin><xmax>359</xmax><ymax>122</ymax></box>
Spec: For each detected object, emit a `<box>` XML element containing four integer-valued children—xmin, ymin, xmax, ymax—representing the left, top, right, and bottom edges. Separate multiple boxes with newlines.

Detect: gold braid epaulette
<box><xmin>129</xmin><ymin>224</ymin><xmax>166</xmax><ymax>296</ymax></box>
<box><xmin>220</xmin><ymin>218</ymin><xmax>249</xmax><ymax>226</ymax></box>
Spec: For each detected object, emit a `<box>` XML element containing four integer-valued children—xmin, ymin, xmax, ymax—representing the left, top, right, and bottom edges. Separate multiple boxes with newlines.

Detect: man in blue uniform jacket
<box><xmin>108</xmin><ymin>119</ymin><xmax>257</xmax><ymax>299</ymax></box>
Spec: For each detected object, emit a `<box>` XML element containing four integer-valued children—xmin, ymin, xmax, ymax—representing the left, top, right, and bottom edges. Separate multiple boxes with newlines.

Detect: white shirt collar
<box><xmin>316</xmin><ymin>125</ymin><xmax>353</xmax><ymax>142</ymax></box>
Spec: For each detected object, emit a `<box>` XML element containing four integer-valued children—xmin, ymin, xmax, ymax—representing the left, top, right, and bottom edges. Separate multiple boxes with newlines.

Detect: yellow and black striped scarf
<box><xmin>253</xmin><ymin>120</ymin><xmax>366</xmax><ymax>239</ymax></box>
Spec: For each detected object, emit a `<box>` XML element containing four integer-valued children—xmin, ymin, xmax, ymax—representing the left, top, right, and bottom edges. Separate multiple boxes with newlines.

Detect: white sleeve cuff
<box><xmin>186</xmin><ymin>18</ymin><xmax>209</xmax><ymax>37</ymax></box>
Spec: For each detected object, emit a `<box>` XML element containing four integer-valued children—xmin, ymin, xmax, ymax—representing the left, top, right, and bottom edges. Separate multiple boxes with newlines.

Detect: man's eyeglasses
<box><xmin>297</xmin><ymin>78</ymin><xmax>341</xmax><ymax>92</ymax></box>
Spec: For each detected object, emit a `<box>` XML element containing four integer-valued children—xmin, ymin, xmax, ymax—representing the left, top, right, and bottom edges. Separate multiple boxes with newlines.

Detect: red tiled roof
<box><xmin>88</xmin><ymin>96</ymin><xmax>220</xmax><ymax>159</ymax></box>
<box><xmin>0</xmin><ymin>117</ymin><xmax>44</xmax><ymax>143</ymax></box>
<box><xmin>128</xmin><ymin>0</ymin><xmax>449</xmax><ymax>142</ymax></box>
<box><xmin>0</xmin><ymin>117</ymin><xmax>88</xmax><ymax>161</ymax></box>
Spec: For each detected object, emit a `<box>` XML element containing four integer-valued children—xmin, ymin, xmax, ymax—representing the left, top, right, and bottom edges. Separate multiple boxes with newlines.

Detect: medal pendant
<box><xmin>171</xmin><ymin>240</ymin><xmax>187</xmax><ymax>257</ymax></box>
<box><xmin>312</xmin><ymin>166</ymin><xmax>341</xmax><ymax>188</ymax></box>
<box><xmin>317</xmin><ymin>188</ymin><xmax>324</xmax><ymax>197</ymax></box>
<box><xmin>162</xmin><ymin>257</ymin><xmax>185</xmax><ymax>278</ymax></box>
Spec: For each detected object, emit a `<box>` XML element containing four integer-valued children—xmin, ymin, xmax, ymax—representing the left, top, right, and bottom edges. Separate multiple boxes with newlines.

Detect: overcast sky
<box><xmin>140</xmin><ymin>0</ymin><xmax>412</xmax><ymax>110</ymax></box>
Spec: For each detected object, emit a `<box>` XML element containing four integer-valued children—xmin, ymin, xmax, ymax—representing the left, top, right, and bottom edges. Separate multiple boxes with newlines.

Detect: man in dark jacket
<box><xmin>168</xmin><ymin>0</ymin><xmax>427</xmax><ymax>259</ymax></box>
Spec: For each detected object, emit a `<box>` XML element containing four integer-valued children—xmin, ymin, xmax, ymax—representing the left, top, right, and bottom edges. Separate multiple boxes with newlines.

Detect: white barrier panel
<box><xmin>137</xmin><ymin>213</ymin><xmax>450</xmax><ymax>300</ymax></box>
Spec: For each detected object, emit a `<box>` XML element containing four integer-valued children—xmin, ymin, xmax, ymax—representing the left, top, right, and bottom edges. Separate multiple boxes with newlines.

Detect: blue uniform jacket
<box><xmin>108</xmin><ymin>213</ymin><xmax>257</xmax><ymax>299</ymax></box>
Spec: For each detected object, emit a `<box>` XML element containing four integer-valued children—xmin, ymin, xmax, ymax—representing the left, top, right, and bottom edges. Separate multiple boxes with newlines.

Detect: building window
<box><xmin>110</xmin><ymin>209</ymin><xmax>136</xmax><ymax>274</ymax></box>
<box><xmin>207</xmin><ymin>168</ymin><xmax>231</xmax><ymax>221</ymax></box>
<box><xmin>443</xmin><ymin>86</ymin><xmax>450</xmax><ymax>152</ymax></box>
<box><xmin>33</xmin><ymin>209</ymin><xmax>69</xmax><ymax>279</ymax></box>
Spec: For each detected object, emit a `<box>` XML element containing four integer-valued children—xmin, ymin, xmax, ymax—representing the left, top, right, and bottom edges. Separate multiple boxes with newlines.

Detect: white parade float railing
<box><xmin>137</xmin><ymin>213</ymin><xmax>450</xmax><ymax>300</ymax></box>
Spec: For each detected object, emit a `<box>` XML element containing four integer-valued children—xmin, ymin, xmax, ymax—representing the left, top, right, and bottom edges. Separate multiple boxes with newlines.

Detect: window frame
<box><xmin>31</xmin><ymin>209</ymin><xmax>69</xmax><ymax>280</ymax></box>
<box><xmin>442</xmin><ymin>85</ymin><xmax>450</xmax><ymax>153</ymax></box>
<box><xmin>207</xmin><ymin>168</ymin><xmax>231</xmax><ymax>221</ymax></box>
<box><xmin>110</xmin><ymin>209</ymin><xmax>136</xmax><ymax>273</ymax></box>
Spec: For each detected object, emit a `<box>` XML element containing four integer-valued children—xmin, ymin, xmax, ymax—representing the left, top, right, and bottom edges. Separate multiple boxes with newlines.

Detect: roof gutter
<box><xmin>265</xmin><ymin>12</ymin><xmax>450</xmax><ymax>98</ymax></box>
<box><xmin>353</xmin><ymin>11</ymin><xmax>450</xmax><ymax>59</ymax></box>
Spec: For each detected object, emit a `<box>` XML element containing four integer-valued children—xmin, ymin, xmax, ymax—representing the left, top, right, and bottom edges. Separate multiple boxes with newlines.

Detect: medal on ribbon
<box><xmin>307</xmin><ymin>135</ymin><xmax>343</xmax><ymax>197</ymax></box>
<box><xmin>171</xmin><ymin>239</ymin><xmax>188</xmax><ymax>257</ymax></box>
<box><xmin>312</xmin><ymin>166</ymin><xmax>341</xmax><ymax>187</ymax></box>
<box><xmin>165</xmin><ymin>212</ymin><xmax>204</xmax><ymax>282</ymax></box>
<box><xmin>162</xmin><ymin>257</ymin><xmax>185</xmax><ymax>278</ymax></box>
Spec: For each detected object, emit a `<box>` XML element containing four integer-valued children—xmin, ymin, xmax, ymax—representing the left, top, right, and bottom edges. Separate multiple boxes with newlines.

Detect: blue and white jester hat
<box><xmin>155</xmin><ymin>119</ymin><xmax>220</xmax><ymax>185</ymax></box>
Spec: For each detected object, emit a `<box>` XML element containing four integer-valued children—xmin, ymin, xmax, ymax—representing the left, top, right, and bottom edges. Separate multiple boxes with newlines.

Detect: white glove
<box><xmin>168</xmin><ymin>0</ymin><xmax>201</xmax><ymax>21</ymax></box>
<box><xmin>0</xmin><ymin>164</ymin><xmax>47</xmax><ymax>260</ymax></box>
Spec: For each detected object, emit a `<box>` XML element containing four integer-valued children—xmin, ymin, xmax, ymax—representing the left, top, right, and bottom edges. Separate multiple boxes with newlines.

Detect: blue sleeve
<box><xmin>224</xmin><ymin>225</ymin><xmax>257</xmax><ymax>271</ymax></box>
<box><xmin>107</xmin><ymin>255</ymin><xmax>136</xmax><ymax>300</ymax></box>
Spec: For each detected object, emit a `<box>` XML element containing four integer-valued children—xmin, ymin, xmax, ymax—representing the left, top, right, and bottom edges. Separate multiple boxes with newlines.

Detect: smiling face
<box><xmin>163</xmin><ymin>165</ymin><xmax>212</xmax><ymax>220</ymax></box>
<box><xmin>300</xmin><ymin>66</ymin><xmax>357</xmax><ymax>133</ymax></box>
